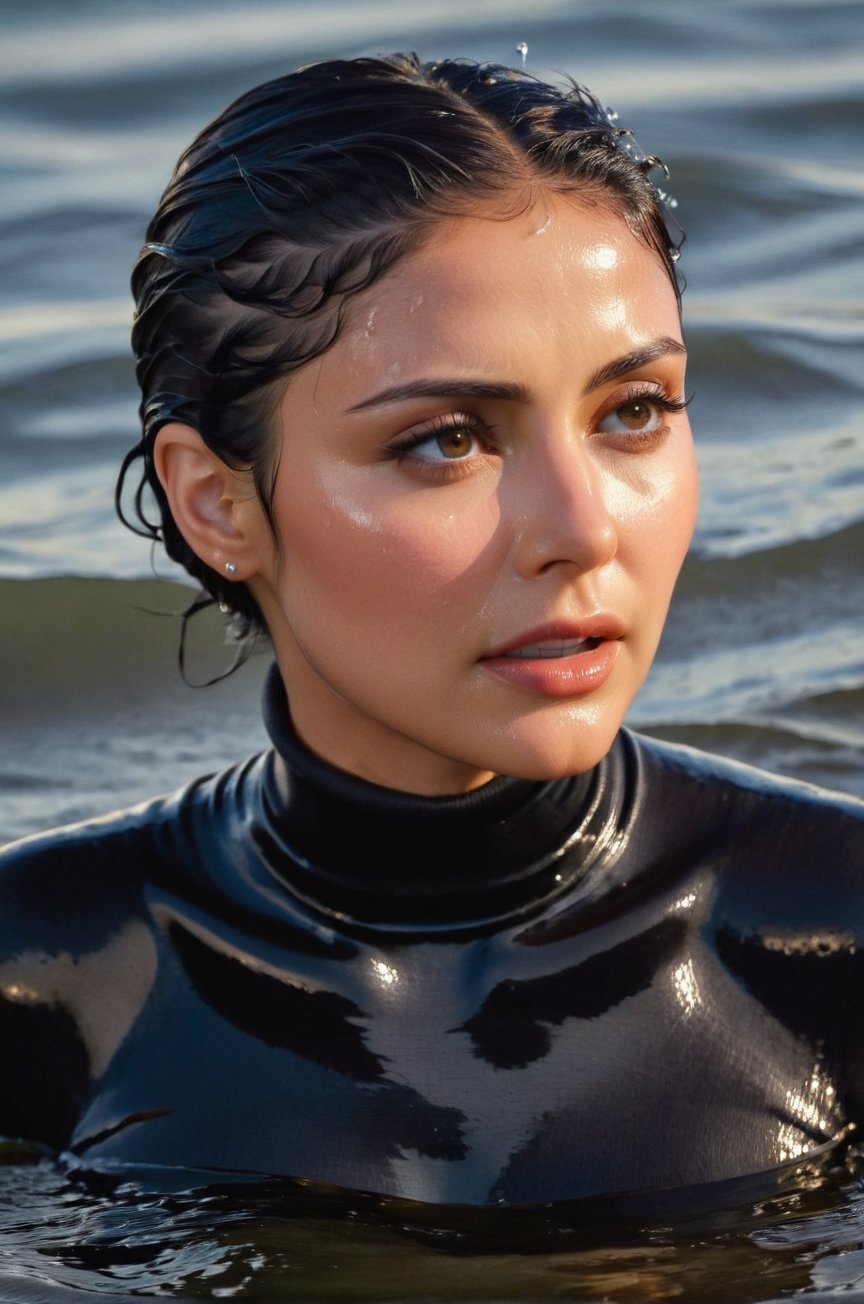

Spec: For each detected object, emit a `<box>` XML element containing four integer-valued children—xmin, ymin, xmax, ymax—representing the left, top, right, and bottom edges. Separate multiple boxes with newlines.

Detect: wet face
<box><xmin>247</xmin><ymin>197</ymin><xmax>698</xmax><ymax>793</ymax></box>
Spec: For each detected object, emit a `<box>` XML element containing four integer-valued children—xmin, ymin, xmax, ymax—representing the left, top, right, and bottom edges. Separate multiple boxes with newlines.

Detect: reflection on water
<box><xmin>2</xmin><ymin>1143</ymin><xmax>864</xmax><ymax>1301</ymax></box>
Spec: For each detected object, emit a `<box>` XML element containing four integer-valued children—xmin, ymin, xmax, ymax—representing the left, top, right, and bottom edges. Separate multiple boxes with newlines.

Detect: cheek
<box><xmin>276</xmin><ymin>471</ymin><xmax>504</xmax><ymax>629</ymax></box>
<box><xmin>611</xmin><ymin>438</ymin><xmax>699</xmax><ymax>582</ymax></box>
<box><xmin>665</xmin><ymin>438</ymin><xmax>700</xmax><ymax>566</ymax></box>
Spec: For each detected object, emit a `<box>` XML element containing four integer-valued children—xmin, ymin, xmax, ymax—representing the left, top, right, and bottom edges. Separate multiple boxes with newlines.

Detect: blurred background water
<box><xmin>1</xmin><ymin>0</ymin><xmax>863</xmax><ymax>1299</ymax></box>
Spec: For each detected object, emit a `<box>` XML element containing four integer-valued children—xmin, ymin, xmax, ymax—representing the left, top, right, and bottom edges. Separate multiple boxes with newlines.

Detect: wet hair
<box><xmin>118</xmin><ymin>53</ymin><xmax>682</xmax><ymax>642</ymax></box>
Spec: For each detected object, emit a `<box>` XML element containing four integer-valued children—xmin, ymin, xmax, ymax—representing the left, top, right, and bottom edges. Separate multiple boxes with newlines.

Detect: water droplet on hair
<box><xmin>516</xmin><ymin>41</ymin><xmax>528</xmax><ymax>67</ymax></box>
<box><xmin>670</xmin><ymin>248</ymin><xmax>681</xmax><ymax>263</ymax></box>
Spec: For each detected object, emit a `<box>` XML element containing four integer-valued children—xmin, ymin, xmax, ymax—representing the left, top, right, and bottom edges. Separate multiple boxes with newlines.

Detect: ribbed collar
<box><xmin>255</xmin><ymin>664</ymin><xmax>628</xmax><ymax>932</ymax></box>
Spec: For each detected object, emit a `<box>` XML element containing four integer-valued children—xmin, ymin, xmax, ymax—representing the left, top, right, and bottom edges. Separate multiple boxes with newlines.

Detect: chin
<box><xmin>473</xmin><ymin>714</ymin><xmax>626</xmax><ymax>783</ymax></box>
<box><xmin>500</xmin><ymin>750</ymin><xmax>614</xmax><ymax>783</ymax></box>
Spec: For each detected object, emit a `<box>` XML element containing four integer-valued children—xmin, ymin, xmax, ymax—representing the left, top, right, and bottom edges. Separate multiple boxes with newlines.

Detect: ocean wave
<box><xmin>0</xmin><ymin>0</ymin><xmax>571</xmax><ymax>85</ymax></box>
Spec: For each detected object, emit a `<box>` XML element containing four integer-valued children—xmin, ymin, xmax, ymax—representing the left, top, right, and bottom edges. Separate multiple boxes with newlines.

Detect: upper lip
<box><xmin>483</xmin><ymin>616</ymin><xmax>625</xmax><ymax>659</ymax></box>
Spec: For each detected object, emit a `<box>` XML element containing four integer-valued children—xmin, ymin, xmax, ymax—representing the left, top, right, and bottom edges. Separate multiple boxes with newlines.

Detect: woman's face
<box><xmin>248</xmin><ymin>196</ymin><xmax>698</xmax><ymax>793</ymax></box>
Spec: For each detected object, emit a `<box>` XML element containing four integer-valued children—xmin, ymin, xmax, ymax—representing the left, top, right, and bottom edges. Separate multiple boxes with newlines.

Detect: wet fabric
<box><xmin>1</xmin><ymin>665</ymin><xmax>863</xmax><ymax>1205</ymax></box>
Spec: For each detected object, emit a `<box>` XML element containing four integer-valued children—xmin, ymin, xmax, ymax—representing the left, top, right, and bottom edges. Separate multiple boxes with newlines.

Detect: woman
<box><xmin>1</xmin><ymin>54</ymin><xmax>862</xmax><ymax>1207</ymax></box>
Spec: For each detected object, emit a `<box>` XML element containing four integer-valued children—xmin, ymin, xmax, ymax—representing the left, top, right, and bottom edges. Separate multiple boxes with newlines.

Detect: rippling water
<box><xmin>4</xmin><ymin>1144</ymin><xmax>864</xmax><ymax>1303</ymax></box>
<box><xmin>1</xmin><ymin>0</ymin><xmax>863</xmax><ymax>1298</ymax></box>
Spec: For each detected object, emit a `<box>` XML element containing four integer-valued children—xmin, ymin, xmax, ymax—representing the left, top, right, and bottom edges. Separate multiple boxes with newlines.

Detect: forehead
<box><xmin>336</xmin><ymin>197</ymin><xmax>680</xmax><ymax>375</ymax></box>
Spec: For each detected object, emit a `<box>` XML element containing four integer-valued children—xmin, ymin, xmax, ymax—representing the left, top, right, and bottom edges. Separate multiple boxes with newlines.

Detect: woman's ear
<box><xmin>153</xmin><ymin>423</ymin><xmax>269</xmax><ymax>580</ymax></box>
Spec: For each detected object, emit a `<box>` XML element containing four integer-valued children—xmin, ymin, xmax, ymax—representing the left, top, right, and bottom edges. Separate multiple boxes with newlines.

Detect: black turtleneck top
<box><xmin>1</xmin><ymin>665</ymin><xmax>864</xmax><ymax>1205</ymax></box>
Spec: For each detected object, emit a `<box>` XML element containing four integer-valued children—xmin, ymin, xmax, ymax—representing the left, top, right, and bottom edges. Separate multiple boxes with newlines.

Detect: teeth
<box><xmin>505</xmin><ymin>638</ymin><xmax>595</xmax><ymax>659</ymax></box>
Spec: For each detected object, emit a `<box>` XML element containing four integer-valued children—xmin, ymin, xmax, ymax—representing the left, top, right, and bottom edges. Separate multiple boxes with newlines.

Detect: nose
<box><xmin>509</xmin><ymin>435</ymin><xmax>618</xmax><ymax>580</ymax></box>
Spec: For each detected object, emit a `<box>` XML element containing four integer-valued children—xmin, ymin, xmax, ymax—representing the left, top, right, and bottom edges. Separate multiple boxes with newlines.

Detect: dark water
<box><xmin>4</xmin><ymin>1145</ymin><xmax>864</xmax><ymax>1303</ymax></box>
<box><xmin>1</xmin><ymin>0</ymin><xmax>863</xmax><ymax>1298</ymax></box>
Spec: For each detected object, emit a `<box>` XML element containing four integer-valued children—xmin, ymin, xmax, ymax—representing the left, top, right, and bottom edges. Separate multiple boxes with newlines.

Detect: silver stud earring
<box><xmin>225</xmin><ymin>561</ymin><xmax>238</xmax><ymax>576</ymax></box>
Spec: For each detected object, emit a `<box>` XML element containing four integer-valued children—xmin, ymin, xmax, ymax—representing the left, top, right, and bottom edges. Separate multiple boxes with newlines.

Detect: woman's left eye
<box><xmin>595</xmin><ymin>387</ymin><xmax>690</xmax><ymax>445</ymax></box>
<box><xmin>597</xmin><ymin>397</ymin><xmax>664</xmax><ymax>436</ymax></box>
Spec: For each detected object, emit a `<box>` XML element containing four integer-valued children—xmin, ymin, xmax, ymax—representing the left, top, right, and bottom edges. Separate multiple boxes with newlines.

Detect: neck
<box><xmin>271</xmin><ymin>661</ymin><xmax>497</xmax><ymax>796</ymax></box>
<box><xmin>254</xmin><ymin>664</ymin><xmax>630</xmax><ymax>932</ymax></box>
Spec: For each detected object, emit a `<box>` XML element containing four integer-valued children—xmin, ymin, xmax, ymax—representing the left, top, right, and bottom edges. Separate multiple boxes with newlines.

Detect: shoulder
<box><xmin>0</xmin><ymin>799</ymin><xmax>166</xmax><ymax>961</ymax></box>
<box><xmin>0</xmin><ymin>756</ymin><xmax>262</xmax><ymax>958</ymax></box>
<box><xmin>628</xmin><ymin>727</ymin><xmax>864</xmax><ymax>828</ymax></box>
<box><xmin>625</xmin><ymin>729</ymin><xmax>864</xmax><ymax>924</ymax></box>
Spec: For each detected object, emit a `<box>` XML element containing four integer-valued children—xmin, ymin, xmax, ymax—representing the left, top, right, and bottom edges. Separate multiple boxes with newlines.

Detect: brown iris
<box><xmin>436</xmin><ymin>429</ymin><xmax>474</xmax><ymax>458</ymax></box>
<box><xmin>616</xmin><ymin>400</ymin><xmax>654</xmax><ymax>429</ymax></box>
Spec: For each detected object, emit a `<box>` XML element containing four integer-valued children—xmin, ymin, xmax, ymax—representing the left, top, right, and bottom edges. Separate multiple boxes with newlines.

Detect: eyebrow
<box><xmin>346</xmin><ymin>337</ymin><xmax>687</xmax><ymax>412</ymax></box>
<box><xmin>347</xmin><ymin>378</ymin><xmax>528</xmax><ymax>411</ymax></box>
<box><xmin>584</xmin><ymin>337</ymin><xmax>687</xmax><ymax>393</ymax></box>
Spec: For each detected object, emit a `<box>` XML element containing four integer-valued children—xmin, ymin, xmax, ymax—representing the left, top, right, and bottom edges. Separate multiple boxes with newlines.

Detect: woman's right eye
<box><xmin>412</xmin><ymin>427</ymin><xmax>479</xmax><ymax>460</ymax></box>
<box><xmin>389</xmin><ymin>416</ymin><xmax>490</xmax><ymax>465</ymax></box>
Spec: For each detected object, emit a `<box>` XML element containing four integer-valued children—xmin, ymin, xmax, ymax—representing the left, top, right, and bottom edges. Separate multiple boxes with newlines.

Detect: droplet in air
<box><xmin>516</xmin><ymin>41</ymin><xmax>528</xmax><ymax>68</ymax></box>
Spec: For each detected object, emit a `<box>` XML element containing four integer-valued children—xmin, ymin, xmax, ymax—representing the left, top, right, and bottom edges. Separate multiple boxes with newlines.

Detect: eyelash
<box><xmin>599</xmin><ymin>383</ymin><xmax>692</xmax><ymax>448</ymax></box>
<box><xmin>617</xmin><ymin>382</ymin><xmax>690</xmax><ymax>414</ymax></box>
<box><xmin>387</xmin><ymin>412</ymin><xmax>492</xmax><ymax>475</ymax></box>
<box><xmin>386</xmin><ymin>385</ymin><xmax>692</xmax><ymax>474</ymax></box>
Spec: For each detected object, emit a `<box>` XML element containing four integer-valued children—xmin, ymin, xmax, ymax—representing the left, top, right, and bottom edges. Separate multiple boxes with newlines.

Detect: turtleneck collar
<box><xmin>255</xmin><ymin>664</ymin><xmax>629</xmax><ymax>932</ymax></box>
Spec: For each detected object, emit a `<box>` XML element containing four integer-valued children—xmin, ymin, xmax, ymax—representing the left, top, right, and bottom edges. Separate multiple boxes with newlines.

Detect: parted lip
<box><xmin>482</xmin><ymin>616</ymin><xmax>625</xmax><ymax>660</ymax></box>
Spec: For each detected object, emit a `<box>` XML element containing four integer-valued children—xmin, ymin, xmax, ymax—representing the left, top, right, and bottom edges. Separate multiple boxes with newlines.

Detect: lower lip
<box><xmin>480</xmin><ymin>640</ymin><xmax>620</xmax><ymax>698</ymax></box>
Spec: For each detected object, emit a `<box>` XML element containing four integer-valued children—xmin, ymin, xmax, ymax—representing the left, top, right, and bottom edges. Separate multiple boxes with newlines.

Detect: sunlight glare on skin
<box><xmin>583</xmin><ymin>243</ymin><xmax>620</xmax><ymax>272</ymax></box>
